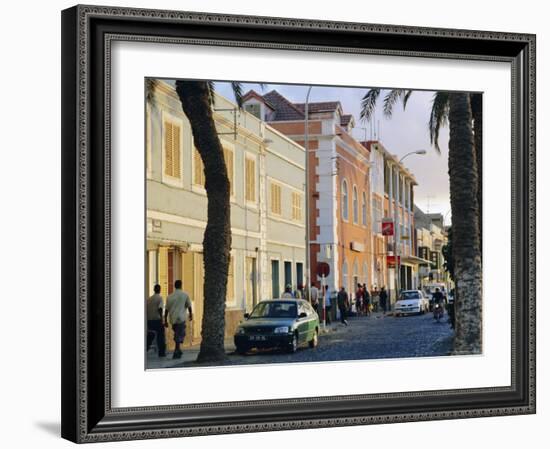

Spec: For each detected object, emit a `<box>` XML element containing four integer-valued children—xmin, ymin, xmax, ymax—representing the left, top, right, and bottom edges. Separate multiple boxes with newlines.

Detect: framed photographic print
<box><xmin>61</xmin><ymin>4</ymin><xmax>536</xmax><ymax>443</ymax></box>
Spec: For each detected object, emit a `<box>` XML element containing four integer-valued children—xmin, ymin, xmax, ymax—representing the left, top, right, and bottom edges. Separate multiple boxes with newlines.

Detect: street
<box><xmin>147</xmin><ymin>311</ymin><xmax>455</xmax><ymax>369</ymax></box>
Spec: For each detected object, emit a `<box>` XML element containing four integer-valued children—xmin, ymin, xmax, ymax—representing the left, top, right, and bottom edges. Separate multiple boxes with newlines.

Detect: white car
<box><xmin>394</xmin><ymin>290</ymin><xmax>429</xmax><ymax>316</ymax></box>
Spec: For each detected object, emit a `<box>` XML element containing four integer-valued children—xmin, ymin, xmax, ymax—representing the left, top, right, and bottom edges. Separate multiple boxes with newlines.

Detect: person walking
<box><xmin>146</xmin><ymin>284</ymin><xmax>166</xmax><ymax>357</ymax></box>
<box><xmin>354</xmin><ymin>284</ymin><xmax>363</xmax><ymax>316</ymax></box>
<box><xmin>337</xmin><ymin>286</ymin><xmax>349</xmax><ymax>326</ymax></box>
<box><xmin>164</xmin><ymin>280</ymin><xmax>193</xmax><ymax>359</ymax></box>
<box><xmin>324</xmin><ymin>285</ymin><xmax>332</xmax><ymax>325</ymax></box>
<box><xmin>371</xmin><ymin>286</ymin><xmax>380</xmax><ymax>312</ymax></box>
<box><xmin>281</xmin><ymin>284</ymin><xmax>294</xmax><ymax>298</ymax></box>
<box><xmin>362</xmin><ymin>283</ymin><xmax>371</xmax><ymax>316</ymax></box>
<box><xmin>379</xmin><ymin>286</ymin><xmax>388</xmax><ymax>314</ymax></box>
<box><xmin>310</xmin><ymin>282</ymin><xmax>319</xmax><ymax>314</ymax></box>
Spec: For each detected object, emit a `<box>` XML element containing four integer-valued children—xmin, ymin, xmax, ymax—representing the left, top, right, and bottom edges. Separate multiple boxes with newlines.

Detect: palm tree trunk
<box><xmin>448</xmin><ymin>93</ymin><xmax>482</xmax><ymax>354</ymax></box>
<box><xmin>175</xmin><ymin>80</ymin><xmax>230</xmax><ymax>363</ymax></box>
<box><xmin>470</xmin><ymin>93</ymin><xmax>483</xmax><ymax>253</ymax></box>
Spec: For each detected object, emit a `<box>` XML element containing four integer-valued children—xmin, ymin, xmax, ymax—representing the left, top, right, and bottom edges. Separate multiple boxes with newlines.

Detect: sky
<box><xmin>214</xmin><ymin>81</ymin><xmax>452</xmax><ymax>224</ymax></box>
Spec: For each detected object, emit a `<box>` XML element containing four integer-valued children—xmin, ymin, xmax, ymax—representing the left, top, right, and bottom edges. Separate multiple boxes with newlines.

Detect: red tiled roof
<box><xmin>340</xmin><ymin>114</ymin><xmax>353</xmax><ymax>126</ymax></box>
<box><xmin>262</xmin><ymin>90</ymin><xmax>305</xmax><ymax>121</ymax></box>
<box><xmin>295</xmin><ymin>101</ymin><xmax>342</xmax><ymax>114</ymax></box>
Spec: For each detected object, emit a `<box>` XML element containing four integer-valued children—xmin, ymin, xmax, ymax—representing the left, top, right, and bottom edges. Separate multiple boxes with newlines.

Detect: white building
<box><xmin>146</xmin><ymin>81</ymin><xmax>306</xmax><ymax>345</ymax></box>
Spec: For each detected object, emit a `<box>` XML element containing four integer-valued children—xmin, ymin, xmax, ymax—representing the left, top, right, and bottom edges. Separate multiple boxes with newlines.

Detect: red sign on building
<box><xmin>387</xmin><ymin>255</ymin><xmax>401</xmax><ymax>268</ymax></box>
<box><xmin>382</xmin><ymin>218</ymin><xmax>394</xmax><ymax>236</ymax></box>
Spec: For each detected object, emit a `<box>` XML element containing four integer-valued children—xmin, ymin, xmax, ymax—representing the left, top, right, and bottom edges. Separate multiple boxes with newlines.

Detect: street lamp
<box><xmin>393</xmin><ymin>150</ymin><xmax>426</xmax><ymax>303</ymax></box>
<box><xmin>304</xmin><ymin>86</ymin><xmax>313</xmax><ymax>304</ymax></box>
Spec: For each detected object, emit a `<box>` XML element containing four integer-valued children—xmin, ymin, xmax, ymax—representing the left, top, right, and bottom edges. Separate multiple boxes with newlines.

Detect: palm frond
<box><xmin>383</xmin><ymin>89</ymin><xmax>405</xmax><ymax>117</ymax></box>
<box><xmin>428</xmin><ymin>91</ymin><xmax>450</xmax><ymax>154</ymax></box>
<box><xmin>402</xmin><ymin>90</ymin><xmax>414</xmax><ymax>109</ymax></box>
<box><xmin>360</xmin><ymin>89</ymin><xmax>381</xmax><ymax>122</ymax></box>
<box><xmin>230</xmin><ymin>82</ymin><xmax>244</xmax><ymax>108</ymax></box>
<box><xmin>206</xmin><ymin>80</ymin><xmax>216</xmax><ymax>107</ymax></box>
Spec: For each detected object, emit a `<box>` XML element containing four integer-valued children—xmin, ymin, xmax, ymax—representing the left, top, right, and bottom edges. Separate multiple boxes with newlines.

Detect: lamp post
<box><xmin>393</xmin><ymin>150</ymin><xmax>426</xmax><ymax>303</ymax></box>
<box><xmin>304</xmin><ymin>86</ymin><xmax>313</xmax><ymax>302</ymax></box>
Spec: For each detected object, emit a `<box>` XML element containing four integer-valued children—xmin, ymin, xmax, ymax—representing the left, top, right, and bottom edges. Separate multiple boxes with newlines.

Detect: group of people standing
<box><xmin>307</xmin><ymin>282</ymin><xmax>390</xmax><ymax>326</ymax></box>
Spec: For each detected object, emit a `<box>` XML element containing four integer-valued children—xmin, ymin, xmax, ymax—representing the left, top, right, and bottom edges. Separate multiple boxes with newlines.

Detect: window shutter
<box><xmin>245</xmin><ymin>158</ymin><xmax>255</xmax><ymax>202</ymax></box>
<box><xmin>164</xmin><ymin>121</ymin><xmax>173</xmax><ymax>177</ymax></box>
<box><xmin>194</xmin><ymin>147</ymin><xmax>205</xmax><ymax>186</ymax></box>
<box><xmin>172</xmin><ymin>125</ymin><xmax>181</xmax><ymax>178</ymax></box>
<box><xmin>223</xmin><ymin>148</ymin><xmax>234</xmax><ymax>195</ymax></box>
<box><xmin>271</xmin><ymin>183</ymin><xmax>281</xmax><ymax>215</ymax></box>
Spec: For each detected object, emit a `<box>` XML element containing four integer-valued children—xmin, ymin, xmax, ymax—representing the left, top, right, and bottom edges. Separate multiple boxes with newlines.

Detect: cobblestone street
<box><xmin>147</xmin><ymin>311</ymin><xmax>455</xmax><ymax>369</ymax></box>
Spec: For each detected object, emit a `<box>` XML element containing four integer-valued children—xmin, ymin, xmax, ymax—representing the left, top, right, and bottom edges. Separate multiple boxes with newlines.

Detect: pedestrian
<box><xmin>337</xmin><ymin>286</ymin><xmax>349</xmax><ymax>325</ymax></box>
<box><xmin>310</xmin><ymin>282</ymin><xmax>319</xmax><ymax>314</ymax></box>
<box><xmin>379</xmin><ymin>286</ymin><xmax>388</xmax><ymax>314</ymax></box>
<box><xmin>354</xmin><ymin>284</ymin><xmax>363</xmax><ymax>316</ymax></box>
<box><xmin>362</xmin><ymin>283</ymin><xmax>371</xmax><ymax>316</ymax></box>
<box><xmin>371</xmin><ymin>286</ymin><xmax>380</xmax><ymax>312</ymax></box>
<box><xmin>294</xmin><ymin>284</ymin><xmax>303</xmax><ymax>299</ymax></box>
<box><xmin>281</xmin><ymin>284</ymin><xmax>294</xmax><ymax>298</ymax></box>
<box><xmin>324</xmin><ymin>285</ymin><xmax>332</xmax><ymax>325</ymax></box>
<box><xmin>146</xmin><ymin>284</ymin><xmax>166</xmax><ymax>357</ymax></box>
<box><xmin>164</xmin><ymin>280</ymin><xmax>193</xmax><ymax>359</ymax></box>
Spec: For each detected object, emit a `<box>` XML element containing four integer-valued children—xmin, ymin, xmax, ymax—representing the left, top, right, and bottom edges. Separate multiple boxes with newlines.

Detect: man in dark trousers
<box><xmin>146</xmin><ymin>284</ymin><xmax>166</xmax><ymax>357</ymax></box>
<box><xmin>337</xmin><ymin>286</ymin><xmax>349</xmax><ymax>326</ymax></box>
<box><xmin>379</xmin><ymin>286</ymin><xmax>388</xmax><ymax>314</ymax></box>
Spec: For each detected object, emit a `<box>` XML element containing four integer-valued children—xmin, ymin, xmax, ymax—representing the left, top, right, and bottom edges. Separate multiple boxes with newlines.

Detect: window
<box><xmin>244</xmin><ymin>103</ymin><xmax>261</xmax><ymax>119</ymax></box>
<box><xmin>352</xmin><ymin>186</ymin><xmax>358</xmax><ymax>224</ymax></box>
<box><xmin>270</xmin><ymin>182</ymin><xmax>282</xmax><ymax>215</ymax></box>
<box><xmin>399</xmin><ymin>175</ymin><xmax>404</xmax><ymax>204</ymax></box>
<box><xmin>362</xmin><ymin>191</ymin><xmax>367</xmax><ymax>226</ymax></box>
<box><xmin>193</xmin><ymin>147</ymin><xmax>205</xmax><ymax>187</ymax></box>
<box><xmin>245</xmin><ymin>157</ymin><xmax>256</xmax><ymax>202</ymax></box>
<box><xmin>226</xmin><ymin>256</ymin><xmax>235</xmax><ymax>305</ymax></box>
<box><xmin>223</xmin><ymin>147</ymin><xmax>234</xmax><ymax>196</ymax></box>
<box><xmin>292</xmin><ymin>192</ymin><xmax>302</xmax><ymax>221</ymax></box>
<box><xmin>341</xmin><ymin>179</ymin><xmax>349</xmax><ymax>220</ymax></box>
<box><xmin>163</xmin><ymin>119</ymin><xmax>181</xmax><ymax>179</ymax></box>
<box><xmin>404</xmin><ymin>181</ymin><xmax>410</xmax><ymax>208</ymax></box>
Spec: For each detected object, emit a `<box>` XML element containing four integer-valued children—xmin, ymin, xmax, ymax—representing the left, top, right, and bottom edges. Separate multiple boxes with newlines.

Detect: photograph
<box><xmin>144</xmin><ymin>79</ymin><xmax>482</xmax><ymax>369</ymax></box>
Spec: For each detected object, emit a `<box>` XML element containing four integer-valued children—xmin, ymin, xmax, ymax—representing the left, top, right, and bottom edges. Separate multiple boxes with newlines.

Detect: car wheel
<box><xmin>309</xmin><ymin>328</ymin><xmax>319</xmax><ymax>348</ymax></box>
<box><xmin>288</xmin><ymin>332</ymin><xmax>298</xmax><ymax>353</ymax></box>
<box><xmin>236</xmin><ymin>346</ymin><xmax>248</xmax><ymax>355</ymax></box>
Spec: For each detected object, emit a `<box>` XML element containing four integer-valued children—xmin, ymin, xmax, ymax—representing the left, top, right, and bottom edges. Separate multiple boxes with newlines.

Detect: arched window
<box><xmin>342</xmin><ymin>260</ymin><xmax>348</xmax><ymax>292</ymax></box>
<box><xmin>352</xmin><ymin>185</ymin><xmax>358</xmax><ymax>224</ymax></box>
<box><xmin>341</xmin><ymin>179</ymin><xmax>349</xmax><ymax>221</ymax></box>
<box><xmin>362</xmin><ymin>191</ymin><xmax>367</xmax><ymax>225</ymax></box>
<box><xmin>352</xmin><ymin>260</ymin><xmax>359</xmax><ymax>291</ymax></box>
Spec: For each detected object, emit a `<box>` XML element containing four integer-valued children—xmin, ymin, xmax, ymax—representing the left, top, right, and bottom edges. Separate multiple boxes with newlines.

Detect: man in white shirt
<box><xmin>146</xmin><ymin>284</ymin><xmax>166</xmax><ymax>357</ymax></box>
<box><xmin>164</xmin><ymin>280</ymin><xmax>193</xmax><ymax>359</ymax></box>
<box><xmin>310</xmin><ymin>283</ymin><xmax>319</xmax><ymax>314</ymax></box>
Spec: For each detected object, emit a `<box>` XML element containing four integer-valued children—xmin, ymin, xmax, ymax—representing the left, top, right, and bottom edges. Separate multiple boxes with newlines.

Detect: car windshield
<box><xmin>400</xmin><ymin>291</ymin><xmax>420</xmax><ymax>300</ymax></box>
<box><xmin>250</xmin><ymin>301</ymin><xmax>297</xmax><ymax>319</ymax></box>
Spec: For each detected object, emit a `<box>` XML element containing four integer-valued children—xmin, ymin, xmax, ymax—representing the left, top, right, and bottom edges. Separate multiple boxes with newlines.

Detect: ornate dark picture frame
<box><xmin>61</xmin><ymin>4</ymin><xmax>536</xmax><ymax>443</ymax></box>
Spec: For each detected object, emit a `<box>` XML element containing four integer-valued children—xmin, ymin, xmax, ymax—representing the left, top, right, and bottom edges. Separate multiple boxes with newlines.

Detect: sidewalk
<box><xmin>146</xmin><ymin>320</ymin><xmax>346</xmax><ymax>369</ymax></box>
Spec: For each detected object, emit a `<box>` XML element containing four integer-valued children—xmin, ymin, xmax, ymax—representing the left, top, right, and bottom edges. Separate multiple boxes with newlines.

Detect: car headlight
<box><xmin>236</xmin><ymin>327</ymin><xmax>246</xmax><ymax>335</ymax></box>
<box><xmin>273</xmin><ymin>326</ymin><xmax>290</xmax><ymax>334</ymax></box>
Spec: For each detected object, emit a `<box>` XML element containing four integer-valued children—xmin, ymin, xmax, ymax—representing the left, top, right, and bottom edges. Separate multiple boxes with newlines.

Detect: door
<box><xmin>284</xmin><ymin>261</ymin><xmax>292</xmax><ymax>290</ymax></box>
<box><xmin>271</xmin><ymin>260</ymin><xmax>280</xmax><ymax>299</ymax></box>
<box><xmin>296</xmin><ymin>262</ymin><xmax>303</xmax><ymax>289</ymax></box>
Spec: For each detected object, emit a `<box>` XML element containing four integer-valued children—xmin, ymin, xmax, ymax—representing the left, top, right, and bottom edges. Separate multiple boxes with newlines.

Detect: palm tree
<box><xmin>147</xmin><ymin>79</ymin><xmax>244</xmax><ymax>363</ymax></box>
<box><xmin>361</xmin><ymin>88</ymin><xmax>482</xmax><ymax>354</ymax></box>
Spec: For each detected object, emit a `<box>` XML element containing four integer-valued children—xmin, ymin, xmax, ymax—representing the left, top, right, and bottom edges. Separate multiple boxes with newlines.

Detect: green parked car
<box><xmin>234</xmin><ymin>299</ymin><xmax>320</xmax><ymax>355</ymax></box>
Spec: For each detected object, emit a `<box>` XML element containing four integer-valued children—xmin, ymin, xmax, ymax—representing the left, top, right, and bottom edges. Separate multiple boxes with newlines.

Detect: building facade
<box><xmin>243</xmin><ymin>90</ymin><xmax>372</xmax><ymax>298</ymax></box>
<box><xmin>363</xmin><ymin>140</ymin><xmax>425</xmax><ymax>306</ymax></box>
<box><xmin>146</xmin><ymin>81</ymin><xmax>306</xmax><ymax>347</ymax></box>
<box><xmin>414</xmin><ymin>206</ymin><xmax>449</xmax><ymax>288</ymax></box>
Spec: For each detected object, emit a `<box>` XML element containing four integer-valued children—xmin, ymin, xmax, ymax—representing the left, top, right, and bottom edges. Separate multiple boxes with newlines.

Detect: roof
<box><xmin>340</xmin><ymin>114</ymin><xmax>354</xmax><ymax>127</ymax></box>
<box><xmin>294</xmin><ymin>101</ymin><xmax>342</xmax><ymax>114</ymax></box>
<box><xmin>262</xmin><ymin>90</ymin><xmax>305</xmax><ymax>121</ymax></box>
<box><xmin>241</xmin><ymin>90</ymin><xmax>275</xmax><ymax>110</ymax></box>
